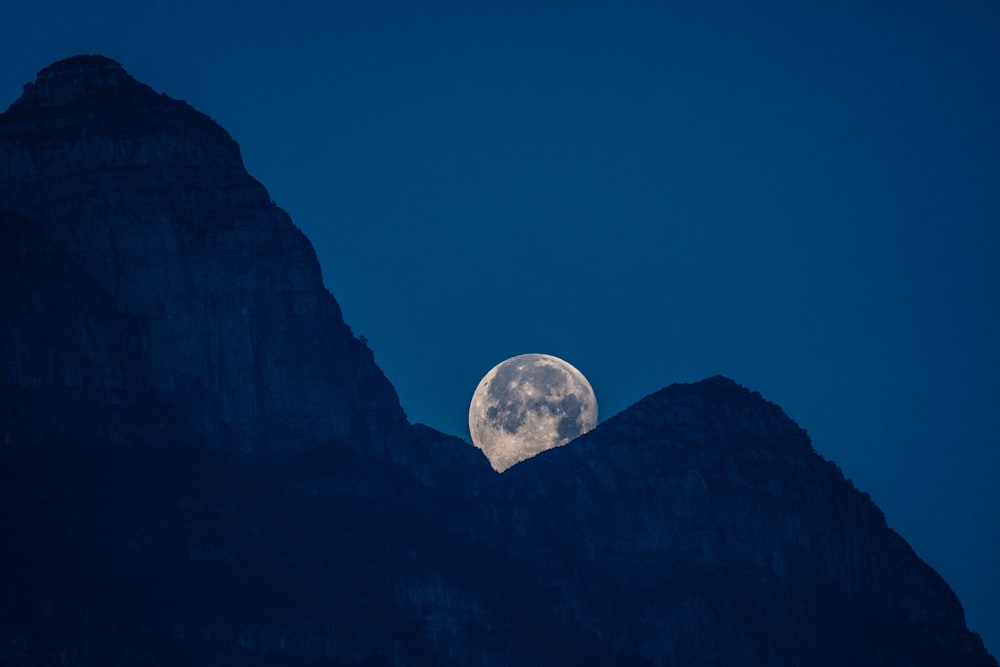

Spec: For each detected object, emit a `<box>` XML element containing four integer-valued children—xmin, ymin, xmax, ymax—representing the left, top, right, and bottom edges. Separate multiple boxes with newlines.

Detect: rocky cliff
<box><xmin>0</xmin><ymin>57</ymin><xmax>995</xmax><ymax>666</ymax></box>
<box><xmin>0</xmin><ymin>54</ymin><xmax>409</xmax><ymax>456</ymax></box>
<box><xmin>494</xmin><ymin>378</ymin><xmax>991</xmax><ymax>665</ymax></box>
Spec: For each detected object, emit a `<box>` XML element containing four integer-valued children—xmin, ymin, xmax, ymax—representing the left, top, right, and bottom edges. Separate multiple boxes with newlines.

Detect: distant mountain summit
<box><xmin>8</xmin><ymin>54</ymin><xmax>150</xmax><ymax>112</ymax></box>
<box><xmin>1</xmin><ymin>54</ymin><xmax>410</xmax><ymax>457</ymax></box>
<box><xmin>497</xmin><ymin>376</ymin><xmax>994</xmax><ymax>664</ymax></box>
<box><xmin>1</xmin><ymin>56</ymin><xmax>995</xmax><ymax>666</ymax></box>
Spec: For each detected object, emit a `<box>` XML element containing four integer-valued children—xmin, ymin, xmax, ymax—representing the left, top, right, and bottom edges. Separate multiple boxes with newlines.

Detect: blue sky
<box><xmin>3</xmin><ymin>0</ymin><xmax>998</xmax><ymax>652</ymax></box>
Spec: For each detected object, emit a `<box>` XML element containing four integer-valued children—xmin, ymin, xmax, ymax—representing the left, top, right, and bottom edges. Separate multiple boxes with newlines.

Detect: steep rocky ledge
<box><xmin>0</xmin><ymin>55</ymin><xmax>409</xmax><ymax>456</ymax></box>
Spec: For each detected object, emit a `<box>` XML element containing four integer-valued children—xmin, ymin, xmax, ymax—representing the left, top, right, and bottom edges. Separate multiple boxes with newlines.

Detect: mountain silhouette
<box><xmin>1</xmin><ymin>55</ymin><xmax>995</xmax><ymax>666</ymax></box>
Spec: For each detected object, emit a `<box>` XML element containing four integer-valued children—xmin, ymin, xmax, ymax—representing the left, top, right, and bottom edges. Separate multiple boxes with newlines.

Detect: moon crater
<box><xmin>469</xmin><ymin>353</ymin><xmax>598</xmax><ymax>472</ymax></box>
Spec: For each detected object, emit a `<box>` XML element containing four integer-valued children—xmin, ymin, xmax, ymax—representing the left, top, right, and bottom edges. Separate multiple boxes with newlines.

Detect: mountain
<box><xmin>0</xmin><ymin>55</ymin><xmax>409</xmax><ymax>458</ymax></box>
<box><xmin>1</xmin><ymin>55</ymin><xmax>995</xmax><ymax>666</ymax></box>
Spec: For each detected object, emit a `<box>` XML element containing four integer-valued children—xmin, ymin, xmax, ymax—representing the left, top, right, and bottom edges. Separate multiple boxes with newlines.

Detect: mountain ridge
<box><xmin>0</xmin><ymin>55</ymin><xmax>994</xmax><ymax>666</ymax></box>
<box><xmin>1</xmin><ymin>54</ymin><xmax>410</xmax><ymax>458</ymax></box>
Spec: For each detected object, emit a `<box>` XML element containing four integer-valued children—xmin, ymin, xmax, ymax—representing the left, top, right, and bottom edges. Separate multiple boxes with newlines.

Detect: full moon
<box><xmin>469</xmin><ymin>353</ymin><xmax>598</xmax><ymax>472</ymax></box>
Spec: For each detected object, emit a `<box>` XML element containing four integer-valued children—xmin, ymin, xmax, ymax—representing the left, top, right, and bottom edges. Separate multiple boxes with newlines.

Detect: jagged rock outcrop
<box><xmin>1</xmin><ymin>57</ymin><xmax>995</xmax><ymax>666</ymax></box>
<box><xmin>0</xmin><ymin>54</ymin><xmax>409</xmax><ymax>455</ymax></box>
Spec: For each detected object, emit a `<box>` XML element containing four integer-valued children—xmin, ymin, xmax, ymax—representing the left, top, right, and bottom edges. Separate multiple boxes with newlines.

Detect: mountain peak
<box><xmin>0</xmin><ymin>56</ymin><xmax>412</xmax><ymax>457</ymax></box>
<box><xmin>9</xmin><ymin>54</ymin><xmax>146</xmax><ymax>113</ymax></box>
<box><xmin>593</xmin><ymin>374</ymin><xmax>807</xmax><ymax>453</ymax></box>
<box><xmin>37</xmin><ymin>54</ymin><xmax>127</xmax><ymax>78</ymax></box>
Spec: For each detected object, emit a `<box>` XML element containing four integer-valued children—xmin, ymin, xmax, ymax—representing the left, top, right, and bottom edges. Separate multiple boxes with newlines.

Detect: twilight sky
<box><xmin>3</xmin><ymin>0</ymin><xmax>998</xmax><ymax>652</ymax></box>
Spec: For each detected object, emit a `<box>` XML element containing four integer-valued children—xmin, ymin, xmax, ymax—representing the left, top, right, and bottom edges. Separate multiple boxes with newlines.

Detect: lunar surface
<box><xmin>469</xmin><ymin>353</ymin><xmax>598</xmax><ymax>472</ymax></box>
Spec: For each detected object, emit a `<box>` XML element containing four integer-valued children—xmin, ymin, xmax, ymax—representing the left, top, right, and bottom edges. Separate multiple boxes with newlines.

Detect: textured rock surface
<box><xmin>0</xmin><ymin>55</ymin><xmax>409</xmax><ymax>455</ymax></box>
<box><xmin>494</xmin><ymin>378</ymin><xmax>994</xmax><ymax>665</ymax></box>
<box><xmin>1</xmin><ymin>208</ymin><xmax>144</xmax><ymax>394</ymax></box>
<box><xmin>1</xmin><ymin>57</ymin><xmax>995</xmax><ymax>666</ymax></box>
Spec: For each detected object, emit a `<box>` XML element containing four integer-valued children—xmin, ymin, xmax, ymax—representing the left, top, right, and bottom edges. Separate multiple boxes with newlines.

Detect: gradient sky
<box><xmin>3</xmin><ymin>0</ymin><xmax>998</xmax><ymax>653</ymax></box>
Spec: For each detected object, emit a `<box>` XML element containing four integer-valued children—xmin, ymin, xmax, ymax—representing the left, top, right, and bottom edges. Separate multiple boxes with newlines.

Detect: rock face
<box><xmin>1</xmin><ymin>57</ymin><xmax>996</xmax><ymax>666</ymax></box>
<box><xmin>0</xmin><ymin>54</ymin><xmax>409</xmax><ymax>455</ymax></box>
<box><xmin>494</xmin><ymin>378</ymin><xmax>993</xmax><ymax>665</ymax></box>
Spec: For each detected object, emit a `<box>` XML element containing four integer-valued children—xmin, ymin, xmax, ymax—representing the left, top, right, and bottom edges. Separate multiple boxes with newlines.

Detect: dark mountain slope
<box><xmin>0</xmin><ymin>54</ymin><xmax>409</xmax><ymax>456</ymax></box>
<box><xmin>493</xmin><ymin>377</ymin><xmax>991</xmax><ymax>665</ymax></box>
